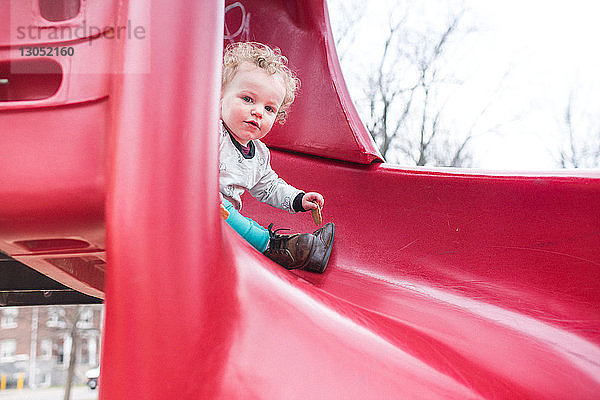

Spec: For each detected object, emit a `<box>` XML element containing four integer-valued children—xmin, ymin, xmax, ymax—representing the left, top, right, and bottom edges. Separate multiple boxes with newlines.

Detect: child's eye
<box><xmin>265</xmin><ymin>106</ymin><xmax>276</xmax><ymax>113</ymax></box>
<box><xmin>242</xmin><ymin>96</ymin><xmax>252</xmax><ymax>103</ymax></box>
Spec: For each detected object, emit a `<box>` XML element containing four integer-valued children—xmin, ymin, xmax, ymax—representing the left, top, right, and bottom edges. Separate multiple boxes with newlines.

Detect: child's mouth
<box><xmin>245</xmin><ymin>121</ymin><xmax>260</xmax><ymax>130</ymax></box>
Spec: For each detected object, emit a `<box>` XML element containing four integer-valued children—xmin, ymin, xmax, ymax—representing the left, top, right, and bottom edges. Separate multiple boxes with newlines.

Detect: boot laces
<box><xmin>267</xmin><ymin>223</ymin><xmax>291</xmax><ymax>251</ymax></box>
<box><xmin>267</xmin><ymin>223</ymin><xmax>307</xmax><ymax>270</ymax></box>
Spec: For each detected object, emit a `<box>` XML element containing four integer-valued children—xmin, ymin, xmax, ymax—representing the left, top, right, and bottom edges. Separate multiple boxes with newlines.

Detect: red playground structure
<box><xmin>1</xmin><ymin>1</ymin><xmax>600</xmax><ymax>398</ymax></box>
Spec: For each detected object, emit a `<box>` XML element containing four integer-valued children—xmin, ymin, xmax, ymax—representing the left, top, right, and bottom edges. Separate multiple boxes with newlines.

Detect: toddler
<box><xmin>219</xmin><ymin>42</ymin><xmax>334</xmax><ymax>273</ymax></box>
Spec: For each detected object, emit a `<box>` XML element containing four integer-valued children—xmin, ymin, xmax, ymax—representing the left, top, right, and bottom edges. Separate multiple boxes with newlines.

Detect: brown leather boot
<box><xmin>263</xmin><ymin>222</ymin><xmax>335</xmax><ymax>273</ymax></box>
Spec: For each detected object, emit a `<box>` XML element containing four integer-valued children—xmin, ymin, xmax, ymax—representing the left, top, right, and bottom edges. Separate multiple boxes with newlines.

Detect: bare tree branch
<box><xmin>558</xmin><ymin>91</ymin><xmax>600</xmax><ymax>168</ymax></box>
<box><xmin>332</xmin><ymin>1</ymin><xmax>502</xmax><ymax>168</ymax></box>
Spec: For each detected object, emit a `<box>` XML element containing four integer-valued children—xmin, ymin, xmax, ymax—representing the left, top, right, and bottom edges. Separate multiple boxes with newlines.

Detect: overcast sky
<box><xmin>329</xmin><ymin>0</ymin><xmax>600</xmax><ymax>170</ymax></box>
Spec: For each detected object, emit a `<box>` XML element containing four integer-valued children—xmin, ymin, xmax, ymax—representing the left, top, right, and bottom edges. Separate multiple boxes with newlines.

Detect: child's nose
<box><xmin>251</xmin><ymin>107</ymin><xmax>262</xmax><ymax>118</ymax></box>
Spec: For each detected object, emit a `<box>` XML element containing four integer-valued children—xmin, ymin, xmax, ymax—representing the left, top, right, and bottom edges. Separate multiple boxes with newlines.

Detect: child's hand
<box><xmin>302</xmin><ymin>192</ymin><xmax>324</xmax><ymax>211</ymax></box>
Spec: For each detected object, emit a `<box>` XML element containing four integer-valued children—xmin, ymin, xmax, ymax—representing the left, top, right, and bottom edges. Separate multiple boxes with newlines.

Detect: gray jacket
<box><xmin>218</xmin><ymin>123</ymin><xmax>303</xmax><ymax>213</ymax></box>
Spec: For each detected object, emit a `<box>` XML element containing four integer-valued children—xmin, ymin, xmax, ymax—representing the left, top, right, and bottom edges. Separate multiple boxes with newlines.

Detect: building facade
<box><xmin>0</xmin><ymin>305</ymin><xmax>103</xmax><ymax>389</ymax></box>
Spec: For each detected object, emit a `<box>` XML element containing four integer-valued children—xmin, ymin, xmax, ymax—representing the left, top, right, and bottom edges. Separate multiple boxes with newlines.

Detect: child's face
<box><xmin>221</xmin><ymin>62</ymin><xmax>286</xmax><ymax>146</ymax></box>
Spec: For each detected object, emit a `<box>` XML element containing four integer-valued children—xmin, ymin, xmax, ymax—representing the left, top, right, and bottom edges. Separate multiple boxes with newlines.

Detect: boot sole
<box><xmin>308</xmin><ymin>222</ymin><xmax>335</xmax><ymax>273</ymax></box>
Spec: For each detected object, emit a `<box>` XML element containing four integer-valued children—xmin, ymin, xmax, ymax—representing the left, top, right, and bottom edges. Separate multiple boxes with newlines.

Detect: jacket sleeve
<box><xmin>248</xmin><ymin>152</ymin><xmax>303</xmax><ymax>214</ymax></box>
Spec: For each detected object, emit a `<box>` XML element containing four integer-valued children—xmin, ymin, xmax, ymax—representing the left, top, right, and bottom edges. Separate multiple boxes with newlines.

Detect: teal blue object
<box><xmin>222</xmin><ymin>198</ymin><xmax>269</xmax><ymax>252</ymax></box>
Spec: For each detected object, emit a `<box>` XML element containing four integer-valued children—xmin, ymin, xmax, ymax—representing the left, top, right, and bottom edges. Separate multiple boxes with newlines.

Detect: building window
<box><xmin>53</xmin><ymin>338</ymin><xmax>65</xmax><ymax>364</ymax></box>
<box><xmin>80</xmin><ymin>338</ymin><xmax>89</xmax><ymax>365</ymax></box>
<box><xmin>77</xmin><ymin>307</ymin><xmax>93</xmax><ymax>329</ymax></box>
<box><xmin>0</xmin><ymin>340</ymin><xmax>17</xmax><ymax>359</ymax></box>
<box><xmin>40</xmin><ymin>339</ymin><xmax>52</xmax><ymax>360</ymax></box>
<box><xmin>1</xmin><ymin>308</ymin><xmax>18</xmax><ymax>329</ymax></box>
<box><xmin>47</xmin><ymin>306</ymin><xmax>66</xmax><ymax>328</ymax></box>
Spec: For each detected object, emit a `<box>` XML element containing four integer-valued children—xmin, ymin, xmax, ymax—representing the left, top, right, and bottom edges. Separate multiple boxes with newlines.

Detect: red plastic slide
<box><xmin>1</xmin><ymin>1</ymin><xmax>599</xmax><ymax>398</ymax></box>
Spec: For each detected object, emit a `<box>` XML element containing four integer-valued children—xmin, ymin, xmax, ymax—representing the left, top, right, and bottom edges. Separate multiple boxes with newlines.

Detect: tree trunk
<box><xmin>63</xmin><ymin>326</ymin><xmax>78</xmax><ymax>400</ymax></box>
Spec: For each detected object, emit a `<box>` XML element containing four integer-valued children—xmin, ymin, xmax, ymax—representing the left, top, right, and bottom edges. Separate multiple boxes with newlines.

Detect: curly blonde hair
<box><xmin>222</xmin><ymin>42</ymin><xmax>300</xmax><ymax>123</ymax></box>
